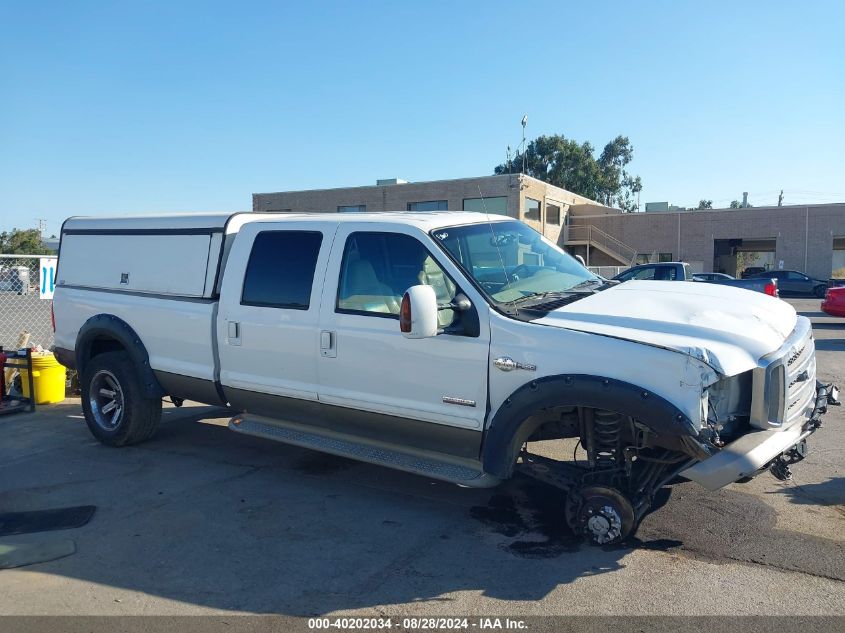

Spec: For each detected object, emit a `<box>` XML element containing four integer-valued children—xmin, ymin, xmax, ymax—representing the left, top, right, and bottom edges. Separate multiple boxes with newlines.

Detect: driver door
<box><xmin>316</xmin><ymin>225</ymin><xmax>490</xmax><ymax>459</ymax></box>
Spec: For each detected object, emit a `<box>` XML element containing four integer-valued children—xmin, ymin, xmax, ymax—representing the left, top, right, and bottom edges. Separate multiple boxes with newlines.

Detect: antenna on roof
<box><xmin>477</xmin><ymin>185</ymin><xmax>511</xmax><ymax>288</ymax></box>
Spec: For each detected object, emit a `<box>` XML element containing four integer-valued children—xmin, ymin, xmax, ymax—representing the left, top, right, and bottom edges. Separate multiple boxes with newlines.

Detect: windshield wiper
<box><xmin>569</xmin><ymin>278</ymin><xmax>605</xmax><ymax>290</ymax></box>
<box><xmin>506</xmin><ymin>291</ymin><xmax>573</xmax><ymax>306</ymax></box>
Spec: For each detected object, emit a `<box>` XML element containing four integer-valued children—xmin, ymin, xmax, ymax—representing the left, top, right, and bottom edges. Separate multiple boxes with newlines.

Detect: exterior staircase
<box><xmin>564</xmin><ymin>225</ymin><xmax>637</xmax><ymax>266</ymax></box>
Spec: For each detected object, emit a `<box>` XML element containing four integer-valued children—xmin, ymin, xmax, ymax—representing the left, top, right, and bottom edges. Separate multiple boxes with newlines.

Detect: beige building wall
<box><xmin>253</xmin><ymin>174</ymin><xmax>604</xmax><ymax>245</ymax></box>
<box><xmin>570</xmin><ymin>203</ymin><xmax>845</xmax><ymax>279</ymax></box>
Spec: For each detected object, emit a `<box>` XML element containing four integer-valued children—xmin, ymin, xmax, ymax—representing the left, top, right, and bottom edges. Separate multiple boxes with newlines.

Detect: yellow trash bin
<box><xmin>20</xmin><ymin>352</ymin><xmax>67</xmax><ymax>404</ymax></box>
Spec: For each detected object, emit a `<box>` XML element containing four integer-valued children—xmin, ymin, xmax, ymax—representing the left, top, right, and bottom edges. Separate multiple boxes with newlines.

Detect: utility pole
<box><xmin>520</xmin><ymin>115</ymin><xmax>528</xmax><ymax>174</ymax></box>
<box><xmin>506</xmin><ymin>145</ymin><xmax>512</xmax><ymax>175</ymax></box>
<box><xmin>36</xmin><ymin>218</ymin><xmax>47</xmax><ymax>237</ymax></box>
<box><xmin>778</xmin><ymin>190</ymin><xmax>784</xmax><ymax>207</ymax></box>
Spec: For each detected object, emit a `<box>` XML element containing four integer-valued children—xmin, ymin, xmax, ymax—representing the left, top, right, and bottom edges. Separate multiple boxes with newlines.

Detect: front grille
<box><xmin>787</xmin><ymin>345</ymin><xmax>806</xmax><ymax>366</ymax></box>
<box><xmin>750</xmin><ymin>317</ymin><xmax>816</xmax><ymax>429</ymax></box>
<box><xmin>783</xmin><ymin>332</ymin><xmax>816</xmax><ymax>426</ymax></box>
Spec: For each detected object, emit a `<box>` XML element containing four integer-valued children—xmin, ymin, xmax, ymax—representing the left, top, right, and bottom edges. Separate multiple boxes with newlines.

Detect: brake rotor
<box><xmin>566</xmin><ymin>485</ymin><xmax>636</xmax><ymax>545</ymax></box>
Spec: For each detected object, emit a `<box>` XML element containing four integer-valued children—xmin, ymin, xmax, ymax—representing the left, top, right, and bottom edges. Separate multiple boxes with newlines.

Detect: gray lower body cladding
<box><xmin>225</xmin><ymin>387</ymin><xmax>482</xmax><ymax>461</ymax></box>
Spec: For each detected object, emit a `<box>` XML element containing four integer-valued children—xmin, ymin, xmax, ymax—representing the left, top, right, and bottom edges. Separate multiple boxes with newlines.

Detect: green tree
<box><xmin>697</xmin><ymin>199</ymin><xmax>713</xmax><ymax>209</ymax></box>
<box><xmin>494</xmin><ymin>133</ymin><xmax>643</xmax><ymax>212</ymax></box>
<box><xmin>0</xmin><ymin>228</ymin><xmax>53</xmax><ymax>255</ymax></box>
<box><xmin>729</xmin><ymin>200</ymin><xmax>742</xmax><ymax>208</ymax></box>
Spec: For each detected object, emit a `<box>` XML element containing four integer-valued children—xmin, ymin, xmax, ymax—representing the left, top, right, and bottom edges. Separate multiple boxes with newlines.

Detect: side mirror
<box><xmin>400</xmin><ymin>285</ymin><xmax>439</xmax><ymax>339</ymax></box>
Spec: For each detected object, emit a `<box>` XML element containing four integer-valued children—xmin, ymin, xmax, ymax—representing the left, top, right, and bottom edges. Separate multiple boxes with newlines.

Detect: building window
<box><xmin>407</xmin><ymin>200</ymin><xmax>448</xmax><ymax>211</ymax></box>
<box><xmin>241</xmin><ymin>231</ymin><xmax>323</xmax><ymax>310</ymax></box>
<box><xmin>338</xmin><ymin>205</ymin><xmax>366</xmax><ymax>213</ymax></box>
<box><xmin>462</xmin><ymin>197</ymin><xmax>508</xmax><ymax>214</ymax></box>
<box><xmin>833</xmin><ymin>237</ymin><xmax>845</xmax><ymax>278</ymax></box>
<box><xmin>546</xmin><ymin>204</ymin><xmax>561</xmax><ymax>225</ymax></box>
<box><xmin>658</xmin><ymin>252</ymin><xmax>673</xmax><ymax>262</ymax></box>
<box><xmin>524</xmin><ymin>197</ymin><xmax>541</xmax><ymax>221</ymax></box>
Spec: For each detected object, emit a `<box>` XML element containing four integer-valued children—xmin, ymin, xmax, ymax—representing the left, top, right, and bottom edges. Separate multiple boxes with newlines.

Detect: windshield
<box><xmin>431</xmin><ymin>220</ymin><xmax>599</xmax><ymax>306</ymax></box>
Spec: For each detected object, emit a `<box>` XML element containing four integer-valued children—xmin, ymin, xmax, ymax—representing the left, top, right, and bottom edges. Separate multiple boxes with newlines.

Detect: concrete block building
<box><xmin>570</xmin><ymin>203</ymin><xmax>845</xmax><ymax>279</ymax></box>
<box><xmin>253</xmin><ymin>174</ymin><xmax>845</xmax><ymax>279</ymax></box>
<box><xmin>253</xmin><ymin>174</ymin><xmax>615</xmax><ymax>250</ymax></box>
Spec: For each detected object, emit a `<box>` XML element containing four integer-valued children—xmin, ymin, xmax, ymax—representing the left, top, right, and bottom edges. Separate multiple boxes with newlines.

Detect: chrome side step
<box><xmin>228</xmin><ymin>414</ymin><xmax>499</xmax><ymax>488</ymax></box>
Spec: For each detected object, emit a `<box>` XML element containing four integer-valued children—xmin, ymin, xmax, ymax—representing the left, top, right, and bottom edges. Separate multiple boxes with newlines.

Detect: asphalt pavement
<box><xmin>0</xmin><ymin>299</ymin><xmax>842</xmax><ymax>615</ymax></box>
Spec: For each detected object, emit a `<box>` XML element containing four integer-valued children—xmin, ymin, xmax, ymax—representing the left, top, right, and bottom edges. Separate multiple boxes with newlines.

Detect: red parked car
<box><xmin>821</xmin><ymin>286</ymin><xmax>845</xmax><ymax>317</ymax></box>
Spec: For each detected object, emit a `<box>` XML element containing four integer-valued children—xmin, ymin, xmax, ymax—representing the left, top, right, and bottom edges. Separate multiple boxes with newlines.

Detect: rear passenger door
<box><xmin>217</xmin><ymin>221</ymin><xmax>336</xmax><ymax>409</ymax></box>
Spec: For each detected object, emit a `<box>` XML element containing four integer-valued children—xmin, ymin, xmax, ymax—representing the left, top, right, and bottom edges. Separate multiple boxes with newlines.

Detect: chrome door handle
<box><xmin>494</xmin><ymin>356</ymin><xmax>536</xmax><ymax>372</ymax></box>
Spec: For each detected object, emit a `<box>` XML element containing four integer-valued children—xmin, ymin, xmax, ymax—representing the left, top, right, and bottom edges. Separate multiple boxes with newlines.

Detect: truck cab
<box><xmin>53</xmin><ymin>211</ymin><xmax>838</xmax><ymax>545</ymax></box>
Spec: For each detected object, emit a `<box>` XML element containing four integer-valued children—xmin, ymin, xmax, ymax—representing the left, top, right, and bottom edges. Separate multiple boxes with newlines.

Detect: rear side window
<box><xmin>241</xmin><ymin>231</ymin><xmax>323</xmax><ymax>309</ymax></box>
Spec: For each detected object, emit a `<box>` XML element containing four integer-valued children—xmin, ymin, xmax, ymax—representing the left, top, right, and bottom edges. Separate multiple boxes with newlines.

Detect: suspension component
<box><xmin>585</xmin><ymin>409</ymin><xmax>624</xmax><ymax>470</ymax></box>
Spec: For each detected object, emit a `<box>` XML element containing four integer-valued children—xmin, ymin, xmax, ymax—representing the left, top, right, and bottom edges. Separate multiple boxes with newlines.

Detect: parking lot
<box><xmin>0</xmin><ymin>298</ymin><xmax>842</xmax><ymax>616</ymax></box>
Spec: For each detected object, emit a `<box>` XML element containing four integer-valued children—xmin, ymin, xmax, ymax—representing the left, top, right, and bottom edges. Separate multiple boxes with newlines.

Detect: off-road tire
<box><xmin>80</xmin><ymin>351</ymin><xmax>161</xmax><ymax>446</ymax></box>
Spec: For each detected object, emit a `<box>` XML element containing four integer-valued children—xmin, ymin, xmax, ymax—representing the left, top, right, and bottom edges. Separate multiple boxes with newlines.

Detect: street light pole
<box><xmin>521</xmin><ymin>115</ymin><xmax>528</xmax><ymax>174</ymax></box>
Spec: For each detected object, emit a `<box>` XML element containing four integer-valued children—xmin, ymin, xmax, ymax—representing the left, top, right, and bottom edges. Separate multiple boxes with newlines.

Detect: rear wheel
<box><xmin>81</xmin><ymin>351</ymin><xmax>161</xmax><ymax>446</ymax></box>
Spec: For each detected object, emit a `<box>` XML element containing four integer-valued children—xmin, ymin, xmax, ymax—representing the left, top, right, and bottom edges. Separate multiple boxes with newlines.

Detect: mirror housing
<box><xmin>400</xmin><ymin>285</ymin><xmax>439</xmax><ymax>339</ymax></box>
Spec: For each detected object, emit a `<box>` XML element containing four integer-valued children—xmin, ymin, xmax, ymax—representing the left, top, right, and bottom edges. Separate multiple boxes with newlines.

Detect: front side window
<box><xmin>242</xmin><ymin>231</ymin><xmax>323</xmax><ymax>309</ymax></box>
<box><xmin>432</xmin><ymin>221</ymin><xmax>599</xmax><ymax>307</ymax></box>
<box><xmin>407</xmin><ymin>200</ymin><xmax>448</xmax><ymax>211</ymax></box>
<box><xmin>337</xmin><ymin>232</ymin><xmax>456</xmax><ymax>326</ymax></box>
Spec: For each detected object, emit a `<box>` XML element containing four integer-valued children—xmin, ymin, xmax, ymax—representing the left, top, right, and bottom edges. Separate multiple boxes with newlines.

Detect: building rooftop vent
<box><xmin>377</xmin><ymin>178</ymin><xmax>409</xmax><ymax>186</ymax></box>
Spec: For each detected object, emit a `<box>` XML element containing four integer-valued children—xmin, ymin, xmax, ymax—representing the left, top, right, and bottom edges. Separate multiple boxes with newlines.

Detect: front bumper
<box><xmin>682</xmin><ymin>381</ymin><xmax>839</xmax><ymax>491</ymax></box>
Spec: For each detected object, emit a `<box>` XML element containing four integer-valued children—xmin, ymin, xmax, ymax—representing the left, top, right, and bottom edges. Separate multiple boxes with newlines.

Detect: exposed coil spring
<box><xmin>591</xmin><ymin>409</ymin><xmax>623</xmax><ymax>468</ymax></box>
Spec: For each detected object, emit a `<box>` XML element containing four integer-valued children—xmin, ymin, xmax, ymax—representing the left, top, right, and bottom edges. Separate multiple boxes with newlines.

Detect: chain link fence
<box><xmin>0</xmin><ymin>254</ymin><xmax>57</xmax><ymax>351</ymax></box>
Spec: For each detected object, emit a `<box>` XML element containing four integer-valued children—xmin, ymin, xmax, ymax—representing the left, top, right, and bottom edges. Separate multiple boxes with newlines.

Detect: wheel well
<box><xmin>75</xmin><ymin>314</ymin><xmax>165</xmax><ymax>399</ymax></box>
<box><xmin>88</xmin><ymin>336</ymin><xmax>126</xmax><ymax>360</ymax></box>
<box><xmin>482</xmin><ymin>374</ymin><xmax>698</xmax><ymax>479</ymax></box>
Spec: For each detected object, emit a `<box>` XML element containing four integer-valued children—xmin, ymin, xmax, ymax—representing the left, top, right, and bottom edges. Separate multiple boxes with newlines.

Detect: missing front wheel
<box><xmin>565</xmin><ymin>485</ymin><xmax>636</xmax><ymax>545</ymax></box>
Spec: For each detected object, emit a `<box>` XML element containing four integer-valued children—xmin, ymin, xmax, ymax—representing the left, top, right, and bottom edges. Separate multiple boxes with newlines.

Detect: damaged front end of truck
<box><xmin>493</xmin><ymin>315</ymin><xmax>839</xmax><ymax>546</ymax></box>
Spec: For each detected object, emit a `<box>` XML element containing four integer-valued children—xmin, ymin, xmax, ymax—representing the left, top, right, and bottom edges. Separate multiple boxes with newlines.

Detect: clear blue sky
<box><xmin>2</xmin><ymin>0</ymin><xmax>843</xmax><ymax>236</ymax></box>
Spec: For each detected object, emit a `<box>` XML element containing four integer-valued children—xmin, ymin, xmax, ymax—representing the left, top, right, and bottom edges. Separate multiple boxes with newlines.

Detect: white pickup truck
<box><xmin>53</xmin><ymin>211</ymin><xmax>838</xmax><ymax>544</ymax></box>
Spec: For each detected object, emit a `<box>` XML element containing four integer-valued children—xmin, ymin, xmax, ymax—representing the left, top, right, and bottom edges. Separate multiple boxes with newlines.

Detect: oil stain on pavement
<box><xmin>471</xmin><ymin>475</ymin><xmax>844</xmax><ymax>580</ymax></box>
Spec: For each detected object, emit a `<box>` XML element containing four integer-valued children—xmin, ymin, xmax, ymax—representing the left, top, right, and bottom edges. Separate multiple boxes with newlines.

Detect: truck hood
<box><xmin>534</xmin><ymin>280</ymin><xmax>797</xmax><ymax>376</ymax></box>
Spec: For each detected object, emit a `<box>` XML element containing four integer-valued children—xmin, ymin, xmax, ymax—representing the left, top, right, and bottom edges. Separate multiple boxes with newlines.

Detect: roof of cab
<box><xmin>62</xmin><ymin>211</ymin><xmax>513</xmax><ymax>234</ymax></box>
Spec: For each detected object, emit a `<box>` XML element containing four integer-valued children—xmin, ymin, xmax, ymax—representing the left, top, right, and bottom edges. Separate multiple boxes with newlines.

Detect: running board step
<box><xmin>228</xmin><ymin>414</ymin><xmax>498</xmax><ymax>488</ymax></box>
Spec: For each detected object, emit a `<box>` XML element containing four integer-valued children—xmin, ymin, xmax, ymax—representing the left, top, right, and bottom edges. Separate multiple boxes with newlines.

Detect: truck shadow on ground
<box><xmin>4</xmin><ymin>405</ymin><xmax>844</xmax><ymax>614</ymax></box>
<box><xmin>774</xmin><ymin>477</ymin><xmax>845</xmax><ymax>510</ymax></box>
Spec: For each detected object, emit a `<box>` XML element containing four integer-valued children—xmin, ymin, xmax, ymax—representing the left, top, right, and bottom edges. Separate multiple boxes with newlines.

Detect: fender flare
<box><xmin>75</xmin><ymin>314</ymin><xmax>165</xmax><ymax>399</ymax></box>
<box><xmin>481</xmin><ymin>374</ymin><xmax>697</xmax><ymax>479</ymax></box>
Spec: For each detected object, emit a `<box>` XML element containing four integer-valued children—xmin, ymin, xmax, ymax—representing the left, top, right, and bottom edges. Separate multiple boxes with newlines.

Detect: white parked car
<box><xmin>0</xmin><ymin>265</ymin><xmax>31</xmax><ymax>294</ymax></box>
<box><xmin>52</xmin><ymin>212</ymin><xmax>838</xmax><ymax>544</ymax></box>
